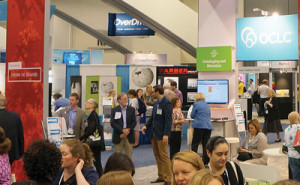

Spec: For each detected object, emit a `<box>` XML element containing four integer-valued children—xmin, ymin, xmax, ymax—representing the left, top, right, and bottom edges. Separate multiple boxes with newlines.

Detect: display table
<box><xmin>263</xmin><ymin>147</ymin><xmax>288</xmax><ymax>179</ymax></box>
<box><xmin>263</xmin><ymin>148</ymin><xmax>286</xmax><ymax>158</ymax></box>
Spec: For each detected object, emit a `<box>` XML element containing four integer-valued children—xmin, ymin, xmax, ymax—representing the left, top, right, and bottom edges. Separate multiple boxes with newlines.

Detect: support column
<box><xmin>6</xmin><ymin>0</ymin><xmax>50</xmax><ymax>148</ymax></box>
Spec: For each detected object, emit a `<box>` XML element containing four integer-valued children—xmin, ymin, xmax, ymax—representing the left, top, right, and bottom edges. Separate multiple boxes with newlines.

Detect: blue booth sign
<box><xmin>108</xmin><ymin>13</ymin><xmax>155</xmax><ymax>36</ymax></box>
<box><xmin>0</xmin><ymin>1</ymin><xmax>7</xmax><ymax>21</ymax></box>
<box><xmin>237</xmin><ymin>15</ymin><xmax>298</xmax><ymax>61</ymax></box>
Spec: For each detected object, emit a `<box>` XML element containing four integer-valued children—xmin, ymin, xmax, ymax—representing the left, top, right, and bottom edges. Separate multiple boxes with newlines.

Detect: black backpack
<box><xmin>137</xmin><ymin>98</ymin><xmax>146</xmax><ymax>115</ymax></box>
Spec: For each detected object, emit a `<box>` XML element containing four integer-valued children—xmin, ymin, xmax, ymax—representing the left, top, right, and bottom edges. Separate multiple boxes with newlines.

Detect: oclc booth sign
<box><xmin>237</xmin><ymin>14</ymin><xmax>298</xmax><ymax>61</ymax></box>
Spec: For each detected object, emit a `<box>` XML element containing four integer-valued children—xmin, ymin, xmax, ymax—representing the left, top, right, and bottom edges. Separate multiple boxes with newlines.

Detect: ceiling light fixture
<box><xmin>253</xmin><ymin>8</ymin><xmax>270</xmax><ymax>17</ymax></box>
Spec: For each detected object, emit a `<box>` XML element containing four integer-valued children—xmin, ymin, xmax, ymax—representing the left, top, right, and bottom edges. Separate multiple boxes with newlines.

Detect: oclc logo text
<box><xmin>241</xmin><ymin>27</ymin><xmax>292</xmax><ymax>48</ymax></box>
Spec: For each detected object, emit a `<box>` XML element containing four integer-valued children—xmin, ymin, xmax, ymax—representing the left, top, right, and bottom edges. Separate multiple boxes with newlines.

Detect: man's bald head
<box><xmin>0</xmin><ymin>95</ymin><xmax>7</xmax><ymax>108</ymax></box>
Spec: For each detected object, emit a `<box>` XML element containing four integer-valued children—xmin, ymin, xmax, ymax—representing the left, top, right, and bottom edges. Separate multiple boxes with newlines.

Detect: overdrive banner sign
<box><xmin>108</xmin><ymin>13</ymin><xmax>155</xmax><ymax>36</ymax></box>
<box><xmin>237</xmin><ymin>14</ymin><xmax>298</xmax><ymax>61</ymax></box>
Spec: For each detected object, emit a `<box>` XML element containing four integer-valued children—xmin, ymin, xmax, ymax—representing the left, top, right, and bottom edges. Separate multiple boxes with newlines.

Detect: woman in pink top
<box><xmin>169</xmin><ymin>97</ymin><xmax>188</xmax><ymax>159</ymax></box>
<box><xmin>0</xmin><ymin>126</ymin><xmax>11</xmax><ymax>185</ymax></box>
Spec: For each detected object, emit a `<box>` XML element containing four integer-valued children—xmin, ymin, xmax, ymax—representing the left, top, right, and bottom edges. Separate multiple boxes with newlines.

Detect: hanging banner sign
<box><xmin>125</xmin><ymin>53</ymin><xmax>167</xmax><ymax>65</ymax></box>
<box><xmin>108</xmin><ymin>13</ymin><xmax>155</xmax><ymax>36</ymax></box>
<box><xmin>196</xmin><ymin>46</ymin><xmax>232</xmax><ymax>71</ymax></box>
<box><xmin>237</xmin><ymin>15</ymin><xmax>298</xmax><ymax>61</ymax></box>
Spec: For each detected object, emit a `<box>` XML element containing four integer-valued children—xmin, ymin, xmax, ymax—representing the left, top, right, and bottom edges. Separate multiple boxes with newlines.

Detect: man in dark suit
<box><xmin>110</xmin><ymin>93</ymin><xmax>136</xmax><ymax>158</ymax></box>
<box><xmin>0</xmin><ymin>95</ymin><xmax>24</xmax><ymax>164</ymax></box>
<box><xmin>142</xmin><ymin>85</ymin><xmax>172</xmax><ymax>185</ymax></box>
<box><xmin>53</xmin><ymin>93</ymin><xmax>86</xmax><ymax>139</ymax></box>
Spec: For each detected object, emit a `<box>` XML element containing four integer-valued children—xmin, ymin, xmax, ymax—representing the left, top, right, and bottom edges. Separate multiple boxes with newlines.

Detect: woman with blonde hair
<box><xmin>191</xmin><ymin>93</ymin><xmax>213</xmax><ymax>164</ymax></box>
<box><xmin>171</xmin><ymin>150</ymin><xmax>205</xmax><ymax>185</ymax></box>
<box><xmin>263</xmin><ymin>89</ymin><xmax>283</xmax><ymax>142</ymax></box>
<box><xmin>0</xmin><ymin>126</ymin><xmax>11</xmax><ymax>185</ymax></box>
<box><xmin>53</xmin><ymin>138</ymin><xmax>99</xmax><ymax>185</ymax></box>
<box><xmin>143</xmin><ymin>85</ymin><xmax>154</xmax><ymax>106</ymax></box>
<box><xmin>285</xmin><ymin>111</ymin><xmax>300</xmax><ymax>181</ymax></box>
<box><xmin>107</xmin><ymin>90</ymin><xmax>118</xmax><ymax>107</ymax></box>
<box><xmin>96</xmin><ymin>171</ymin><xmax>134</xmax><ymax>185</ymax></box>
<box><xmin>188</xmin><ymin>169</ymin><xmax>224</xmax><ymax>185</ymax></box>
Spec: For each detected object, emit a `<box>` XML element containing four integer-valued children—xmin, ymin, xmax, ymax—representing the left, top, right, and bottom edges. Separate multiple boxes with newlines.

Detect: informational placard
<box><xmin>237</xmin><ymin>15</ymin><xmax>298</xmax><ymax>61</ymax></box>
<box><xmin>233</xmin><ymin>104</ymin><xmax>246</xmax><ymax>132</ymax></box>
<box><xmin>125</xmin><ymin>54</ymin><xmax>167</xmax><ymax>65</ymax></box>
<box><xmin>197</xmin><ymin>46</ymin><xmax>232</xmax><ymax>71</ymax></box>
<box><xmin>108</xmin><ymin>13</ymin><xmax>155</xmax><ymax>36</ymax></box>
<box><xmin>47</xmin><ymin>117</ymin><xmax>62</xmax><ymax>147</ymax></box>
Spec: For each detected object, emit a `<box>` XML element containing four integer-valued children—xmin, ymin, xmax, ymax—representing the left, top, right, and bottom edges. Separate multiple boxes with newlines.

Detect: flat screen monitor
<box><xmin>63</xmin><ymin>52</ymin><xmax>82</xmax><ymax>65</ymax></box>
<box><xmin>197</xmin><ymin>80</ymin><xmax>229</xmax><ymax>104</ymax></box>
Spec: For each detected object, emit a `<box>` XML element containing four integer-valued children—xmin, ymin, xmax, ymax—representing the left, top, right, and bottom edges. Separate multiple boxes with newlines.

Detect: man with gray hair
<box><xmin>0</xmin><ymin>95</ymin><xmax>24</xmax><ymax>164</ymax></box>
<box><xmin>110</xmin><ymin>93</ymin><xmax>137</xmax><ymax>158</ymax></box>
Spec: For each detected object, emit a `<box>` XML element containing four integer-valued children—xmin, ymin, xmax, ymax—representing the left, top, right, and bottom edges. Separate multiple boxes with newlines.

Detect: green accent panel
<box><xmin>117</xmin><ymin>76</ymin><xmax>121</xmax><ymax>94</ymax></box>
<box><xmin>197</xmin><ymin>46</ymin><xmax>232</xmax><ymax>71</ymax></box>
<box><xmin>86</xmin><ymin>76</ymin><xmax>100</xmax><ymax>114</ymax></box>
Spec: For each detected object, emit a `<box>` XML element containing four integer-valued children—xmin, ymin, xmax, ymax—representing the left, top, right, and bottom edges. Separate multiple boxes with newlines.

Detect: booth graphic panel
<box><xmin>129</xmin><ymin>66</ymin><xmax>156</xmax><ymax>89</ymax></box>
<box><xmin>86</xmin><ymin>76</ymin><xmax>100</xmax><ymax>114</ymax></box>
<box><xmin>98</xmin><ymin>76</ymin><xmax>119</xmax><ymax>114</ymax></box>
<box><xmin>80</xmin><ymin>65</ymin><xmax>116</xmax><ymax>107</ymax></box>
<box><xmin>70</xmin><ymin>76</ymin><xmax>82</xmax><ymax>108</ymax></box>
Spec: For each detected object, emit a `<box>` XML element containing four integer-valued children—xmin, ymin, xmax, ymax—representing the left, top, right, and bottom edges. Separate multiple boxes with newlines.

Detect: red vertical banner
<box><xmin>5</xmin><ymin>0</ymin><xmax>45</xmax><ymax>148</ymax></box>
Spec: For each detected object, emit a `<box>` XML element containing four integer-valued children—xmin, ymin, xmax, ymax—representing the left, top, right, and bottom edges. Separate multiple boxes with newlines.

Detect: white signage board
<box><xmin>238</xmin><ymin>67</ymin><xmax>269</xmax><ymax>73</ymax></box>
<box><xmin>233</xmin><ymin>104</ymin><xmax>246</xmax><ymax>132</ymax></box>
<box><xmin>270</xmin><ymin>61</ymin><xmax>297</xmax><ymax>69</ymax></box>
<box><xmin>125</xmin><ymin>53</ymin><xmax>167</xmax><ymax>65</ymax></box>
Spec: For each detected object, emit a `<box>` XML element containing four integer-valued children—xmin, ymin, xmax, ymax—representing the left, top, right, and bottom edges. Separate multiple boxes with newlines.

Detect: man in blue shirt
<box><xmin>53</xmin><ymin>93</ymin><xmax>86</xmax><ymax>139</ymax></box>
<box><xmin>53</xmin><ymin>93</ymin><xmax>69</xmax><ymax>111</ymax></box>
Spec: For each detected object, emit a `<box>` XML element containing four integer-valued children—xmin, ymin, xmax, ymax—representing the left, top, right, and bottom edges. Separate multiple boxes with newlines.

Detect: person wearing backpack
<box><xmin>128</xmin><ymin>89</ymin><xmax>144</xmax><ymax>148</ymax></box>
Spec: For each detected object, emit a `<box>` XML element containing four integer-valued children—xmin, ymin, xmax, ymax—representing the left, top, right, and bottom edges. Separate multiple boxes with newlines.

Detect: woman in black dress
<box><xmin>80</xmin><ymin>99</ymin><xmax>104</xmax><ymax>177</ymax></box>
<box><xmin>263</xmin><ymin>89</ymin><xmax>283</xmax><ymax>142</ymax></box>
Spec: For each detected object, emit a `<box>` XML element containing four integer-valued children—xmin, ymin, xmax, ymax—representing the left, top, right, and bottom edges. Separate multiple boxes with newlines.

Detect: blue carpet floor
<box><xmin>101</xmin><ymin>123</ymin><xmax>289</xmax><ymax>169</ymax></box>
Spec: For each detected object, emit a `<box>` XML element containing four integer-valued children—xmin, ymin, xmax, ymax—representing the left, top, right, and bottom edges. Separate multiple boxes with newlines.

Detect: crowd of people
<box><xmin>0</xmin><ymin>79</ymin><xmax>299</xmax><ymax>184</ymax></box>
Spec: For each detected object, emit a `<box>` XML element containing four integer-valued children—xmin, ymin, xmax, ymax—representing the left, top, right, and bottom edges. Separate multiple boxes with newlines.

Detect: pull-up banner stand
<box><xmin>6</xmin><ymin>0</ymin><xmax>50</xmax><ymax>150</ymax></box>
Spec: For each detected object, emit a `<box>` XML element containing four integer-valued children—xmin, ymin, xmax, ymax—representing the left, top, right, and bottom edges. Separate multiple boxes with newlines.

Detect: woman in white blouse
<box><xmin>237</xmin><ymin>119</ymin><xmax>268</xmax><ymax>165</ymax></box>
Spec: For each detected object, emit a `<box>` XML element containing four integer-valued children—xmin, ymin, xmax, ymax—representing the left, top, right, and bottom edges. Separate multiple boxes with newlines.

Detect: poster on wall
<box><xmin>187</xmin><ymin>78</ymin><xmax>198</xmax><ymax>89</ymax></box>
<box><xmin>238</xmin><ymin>74</ymin><xmax>246</xmax><ymax>84</ymax></box>
<box><xmin>91</xmin><ymin>81</ymin><xmax>99</xmax><ymax>94</ymax></box>
<box><xmin>187</xmin><ymin>92</ymin><xmax>197</xmax><ymax>103</ymax></box>
<box><xmin>86</xmin><ymin>76</ymin><xmax>100</xmax><ymax>114</ymax></box>
<box><xmin>129</xmin><ymin>66</ymin><xmax>156</xmax><ymax>90</ymax></box>
<box><xmin>163</xmin><ymin>77</ymin><xmax>179</xmax><ymax>88</ymax></box>
<box><xmin>70</xmin><ymin>76</ymin><xmax>82</xmax><ymax>108</ymax></box>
